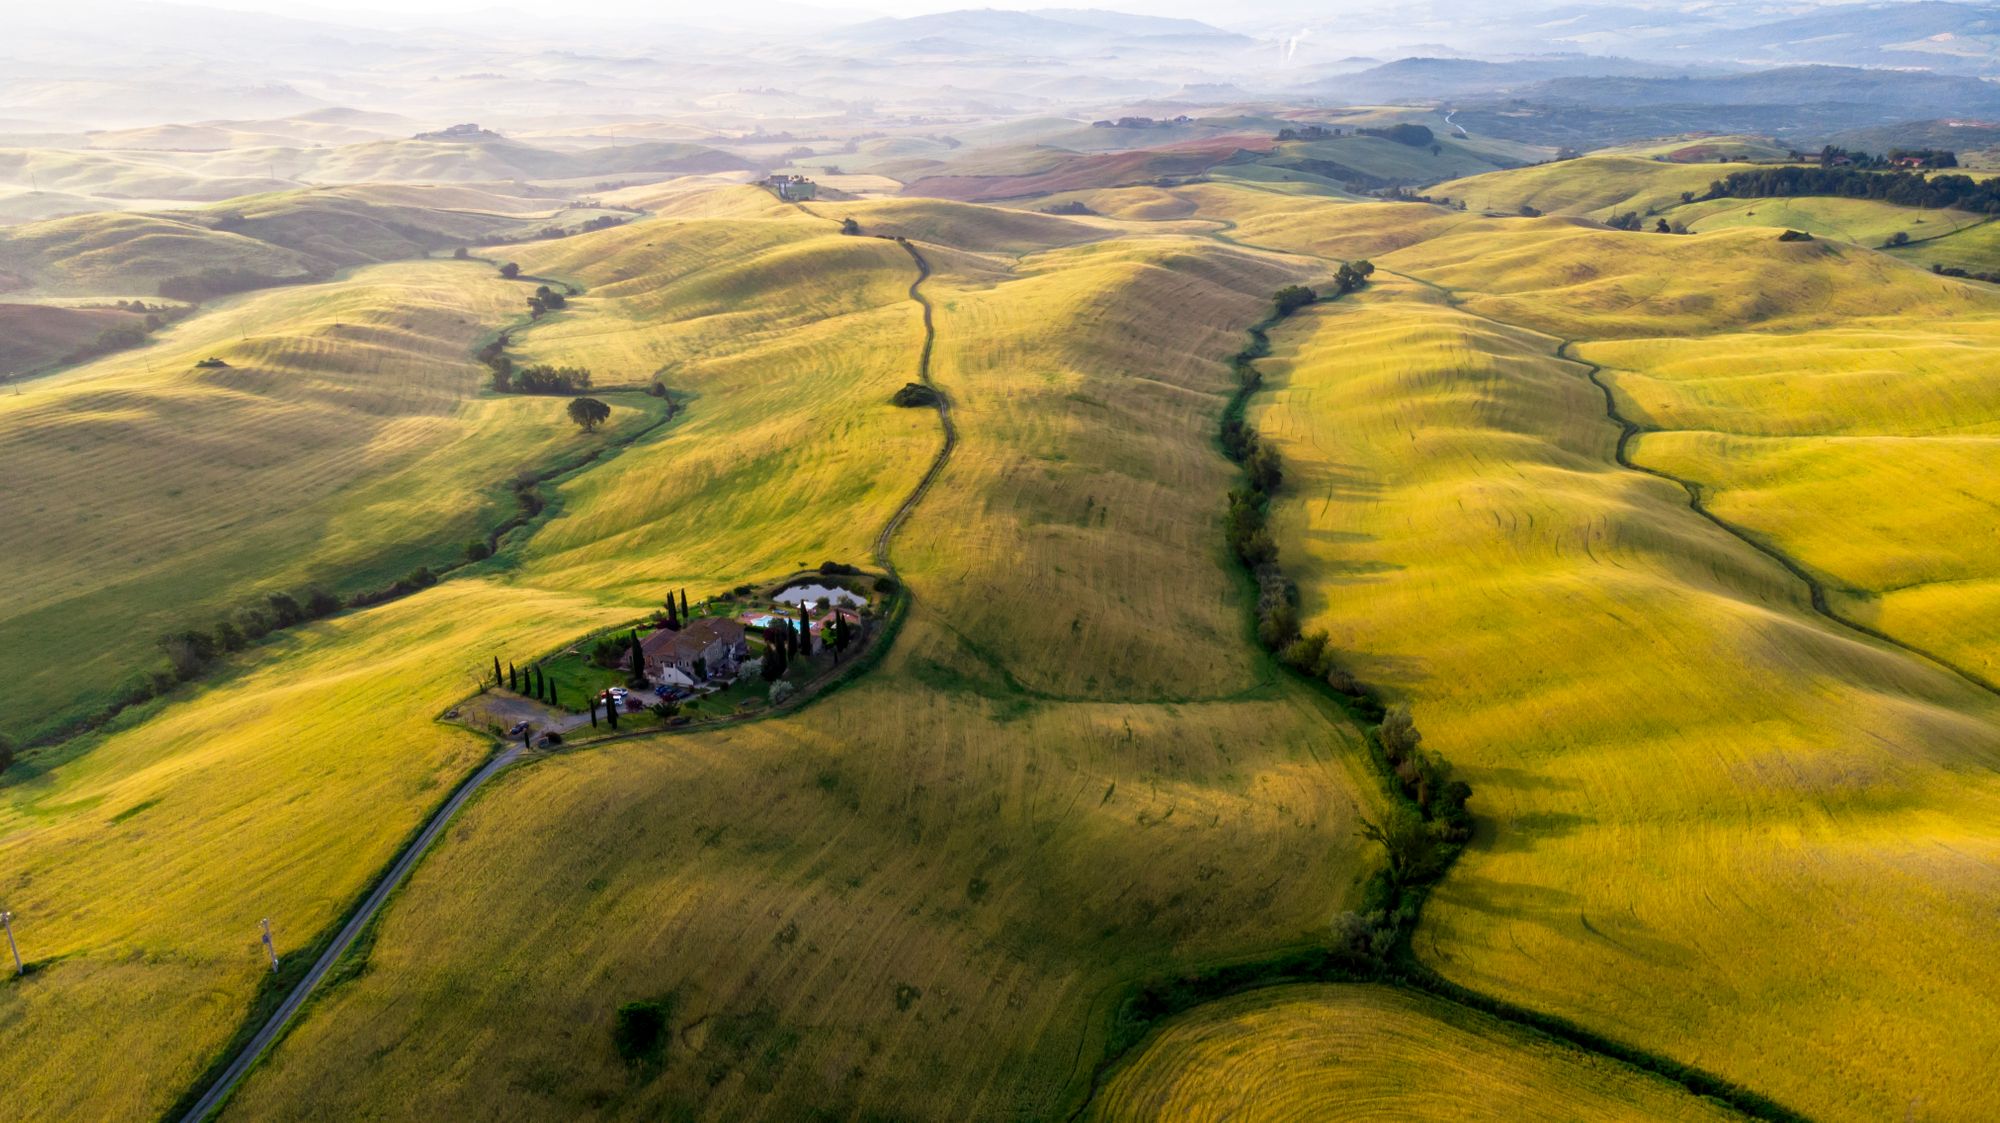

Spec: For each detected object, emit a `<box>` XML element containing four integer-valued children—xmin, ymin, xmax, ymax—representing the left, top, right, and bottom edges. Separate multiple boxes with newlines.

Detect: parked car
<box><xmin>508</xmin><ymin>721</ymin><xmax>529</xmax><ymax>736</ymax></box>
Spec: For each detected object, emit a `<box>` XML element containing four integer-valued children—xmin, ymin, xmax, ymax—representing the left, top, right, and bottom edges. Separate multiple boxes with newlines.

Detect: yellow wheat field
<box><xmin>1091</xmin><ymin>984</ymin><xmax>1739</xmax><ymax>1122</ymax></box>
<box><xmin>1250</xmin><ymin>272</ymin><xmax>2000</xmax><ymax>1122</ymax></box>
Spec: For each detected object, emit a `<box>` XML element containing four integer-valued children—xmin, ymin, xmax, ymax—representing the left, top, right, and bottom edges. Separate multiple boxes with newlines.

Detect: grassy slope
<box><xmin>0</xmin><ymin>578</ymin><xmax>630</xmax><ymax>1120</ymax></box>
<box><xmin>0</xmin><ymin>200</ymin><xmax>946</xmax><ymax>1118</ymax></box>
<box><xmin>1582</xmin><ymin>316</ymin><xmax>2000</xmax><ymax>682</ymax></box>
<box><xmin>1886</xmin><ymin>216</ymin><xmax>2000</xmax><ymax>271</ymax></box>
<box><xmin>0</xmin><ymin>260</ymin><xmax>664</xmax><ymax>743</ymax></box>
<box><xmin>1234</xmin><ymin>200</ymin><xmax>2000</xmax><ymax>1120</ymax></box>
<box><xmin>212</xmin><ymin>194</ymin><xmax>1381</xmax><ymax>1120</ymax></box>
<box><xmin>1671</xmin><ymin>196</ymin><xmax>1985</xmax><ymax>246</ymax></box>
<box><xmin>1265</xmin><ymin>133</ymin><xmax>1511</xmax><ymax>184</ymax></box>
<box><xmin>1090</xmin><ymin>984</ymin><xmax>1739</xmax><ymax>1122</ymax></box>
<box><xmin>0</xmin><ymin>302</ymin><xmax>147</xmax><ymax>376</ymax></box>
<box><xmin>1430</xmin><ymin>155</ymin><xmax>1762</xmax><ymax>220</ymax></box>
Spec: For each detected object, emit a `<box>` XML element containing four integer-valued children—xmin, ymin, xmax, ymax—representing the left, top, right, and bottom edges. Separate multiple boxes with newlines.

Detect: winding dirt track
<box><xmin>872</xmin><ymin>240</ymin><xmax>954</xmax><ymax>577</ymax></box>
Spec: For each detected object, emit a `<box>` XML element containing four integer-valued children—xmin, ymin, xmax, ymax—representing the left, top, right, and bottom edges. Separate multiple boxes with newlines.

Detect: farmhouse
<box><xmin>638</xmin><ymin>618</ymin><xmax>748</xmax><ymax>683</ymax></box>
<box><xmin>765</xmin><ymin>173</ymin><xmax>818</xmax><ymax>201</ymax></box>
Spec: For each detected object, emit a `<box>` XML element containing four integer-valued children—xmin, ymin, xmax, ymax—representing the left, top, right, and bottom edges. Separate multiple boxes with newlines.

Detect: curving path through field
<box><xmin>176</xmin><ymin>745</ymin><xmax>524</xmax><ymax>1122</ymax></box>
<box><xmin>872</xmin><ymin>239</ymin><xmax>954</xmax><ymax>578</ymax></box>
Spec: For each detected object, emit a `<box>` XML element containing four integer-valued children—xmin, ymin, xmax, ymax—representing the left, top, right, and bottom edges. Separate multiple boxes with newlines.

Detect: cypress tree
<box><xmin>589</xmin><ymin>696</ymin><xmax>598</xmax><ymax>727</ymax></box>
<box><xmin>607</xmin><ymin>698</ymin><xmax>619</xmax><ymax>729</ymax></box>
<box><xmin>629</xmin><ymin>630</ymin><xmax>645</xmax><ymax>685</ymax></box>
<box><xmin>493</xmin><ymin>655</ymin><xmax>502</xmax><ymax>684</ymax></box>
<box><xmin>680</xmin><ymin>589</ymin><xmax>690</xmax><ymax>619</ymax></box>
<box><xmin>797</xmin><ymin>603</ymin><xmax>811</xmax><ymax>655</ymax></box>
<box><xmin>666</xmin><ymin>596</ymin><xmax>679</xmax><ymax>629</ymax></box>
<box><xmin>550</xmin><ymin>685</ymin><xmax>559</xmax><ymax>709</ymax></box>
<box><xmin>508</xmin><ymin>662</ymin><xmax>518</xmax><ymax>692</ymax></box>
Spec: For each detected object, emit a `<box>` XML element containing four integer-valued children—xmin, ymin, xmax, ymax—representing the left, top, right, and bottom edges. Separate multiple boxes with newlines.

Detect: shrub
<box><xmin>213</xmin><ymin>621</ymin><xmax>246</xmax><ymax>652</ymax></box>
<box><xmin>1256</xmin><ymin>601</ymin><xmax>1299</xmax><ymax>650</ymax></box>
<box><xmin>1272</xmin><ymin>285</ymin><xmax>1317</xmax><ymax>316</ymax></box>
<box><xmin>819</xmin><ymin>561</ymin><xmax>861</xmax><ymax>575</ymax></box>
<box><xmin>840</xmin><ymin>217</ymin><xmax>861</xmax><ymax>235</ymax></box>
<box><xmin>612</xmin><ymin>999</ymin><xmax>672</xmax><ymax>1065</ymax></box>
<box><xmin>1777</xmin><ymin>229</ymin><xmax>1814</xmax><ymax>242</ymax></box>
<box><xmin>499</xmin><ymin>262</ymin><xmax>520</xmax><ymax>279</ymax></box>
<box><xmin>306</xmin><ymin>587</ymin><xmax>342</xmax><ymax>617</ymax></box>
<box><xmin>891</xmin><ymin>382</ymin><xmax>939</xmax><ymax>407</ymax></box>
<box><xmin>1887</xmin><ymin>230</ymin><xmax>1911</xmax><ymax>246</ymax></box>
<box><xmin>1280</xmin><ymin>630</ymin><xmax>1329</xmax><ymax>674</ymax></box>
<box><xmin>649</xmin><ymin>701</ymin><xmax>679</xmax><ymax>718</ymax></box>
<box><xmin>267</xmin><ymin>591</ymin><xmax>304</xmax><ymax>627</ymax></box>
<box><xmin>769</xmin><ymin>680</ymin><xmax>796</xmax><ymax>705</ymax></box>
<box><xmin>1518</xmin><ymin>204</ymin><xmax>1543</xmax><ymax>218</ymax></box>
<box><xmin>1379</xmin><ymin>703</ymin><xmax>1422</xmax><ymax>763</ymax></box>
<box><xmin>873</xmin><ymin>575</ymin><xmax>900</xmax><ymax>594</ymax></box>
<box><xmin>464</xmin><ymin>540</ymin><xmax>491</xmax><ymax>562</ymax></box>
<box><xmin>234</xmin><ymin>605</ymin><xmax>275</xmax><ymax>640</ymax></box>
<box><xmin>194</xmin><ymin>357</ymin><xmax>230</xmax><ymax>369</ymax></box>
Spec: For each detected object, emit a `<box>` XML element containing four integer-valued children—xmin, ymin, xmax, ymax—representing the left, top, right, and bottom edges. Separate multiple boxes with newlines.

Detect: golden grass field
<box><xmin>1429</xmin><ymin>155</ymin><xmax>1761</xmax><ymax>220</ymax></box>
<box><xmin>1581</xmin><ymin>316</ymin><xmax>2000</xmax><ymax>686</ymax></box>
<box><xmin>1238</xmin><ymin>213</ymin><xmax>2000</xmax><ymax>1120</ymax></box>
<box><xmin>1090</xmin><ymin>984</ymin><xmax>1739</xmax><ymax>1122</ymax></box>
<box><xmin>1671</xmin><ymin>196</ymin><xmax>1985</xmax><ymax>245</ymax></box>
<box><xmin>0</xmin><ymin>184</ymin><xmax>1380</xmax><ymax>1120</ymax></box>
<box><xmin>9</xmin><ymin>167</ymin><xmax>2000</xmax><ymax>1123</ymax></box>
<box><xmin>0</xmin><ymin>259</ymin><xmax>667</xmax><ymax>742</ymax></box>
<box><xmin>196</xmin><ymin>187</ymin><xmax>1387</xmax><ymax>1119</ymax></box>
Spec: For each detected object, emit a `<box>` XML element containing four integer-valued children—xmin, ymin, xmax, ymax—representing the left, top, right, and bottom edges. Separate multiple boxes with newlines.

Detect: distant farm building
<box><xmin>765</xmin><ymin>174</ymin><xmax>818</xmax><ymax>201</ymax></box>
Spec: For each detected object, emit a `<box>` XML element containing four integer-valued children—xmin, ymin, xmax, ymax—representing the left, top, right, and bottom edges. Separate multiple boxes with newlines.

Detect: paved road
<box><xmin>177</xmin><ymin>744</ymin><xmax>525</xmax><ymax>1122</ymax></box>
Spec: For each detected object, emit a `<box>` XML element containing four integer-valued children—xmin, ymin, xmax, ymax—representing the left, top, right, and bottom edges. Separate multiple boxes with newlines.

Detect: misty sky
<box><xmin>137</xmin><ymin>0</ymin><xmax>1329</xmax><ymax>30</ymax></box>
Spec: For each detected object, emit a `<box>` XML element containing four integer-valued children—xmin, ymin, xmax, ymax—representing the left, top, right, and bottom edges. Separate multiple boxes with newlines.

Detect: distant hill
<box><xmin>1452</xmin><ymin>65</ymin><xmax>2000</xmax><ymax>149</ymax></box>
<box><xmin>1318</xmin><ymin>56</ymin><xmax>1704</xmax><ymax>102</ymax></box>
<box><xmin>0</xmin><ymin>186</ymin><xmax>550</xmax><ymax>297</ymax></box>
<box><xmin>1659</xmin><ymin>1</ymin><xmax>2000</xmax><ymax>74</ymax></box>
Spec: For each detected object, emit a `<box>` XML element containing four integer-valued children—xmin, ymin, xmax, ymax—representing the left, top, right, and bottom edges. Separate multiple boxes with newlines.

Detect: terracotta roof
<box><xmin>640</xmin><ymin>617</ymin><xmax>745</xmax><ymax>663</ymax></box>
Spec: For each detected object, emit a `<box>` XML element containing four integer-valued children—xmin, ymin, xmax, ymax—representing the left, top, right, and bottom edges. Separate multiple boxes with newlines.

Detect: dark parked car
<box><xmin>508</xmin><ymin>721</ymin><xmax>529</xmax><ymax>736</ymax></box>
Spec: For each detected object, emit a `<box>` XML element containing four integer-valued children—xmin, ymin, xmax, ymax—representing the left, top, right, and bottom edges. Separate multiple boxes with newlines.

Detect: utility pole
<box><xmin>260</xmin><ymin>918</ymin><xmax>279</xmax><ymax>974</ymax></box>
<box><xmin>2</xmin><ymin>910</ymin><xmax>20</xmax><ymax>976</ymax></box>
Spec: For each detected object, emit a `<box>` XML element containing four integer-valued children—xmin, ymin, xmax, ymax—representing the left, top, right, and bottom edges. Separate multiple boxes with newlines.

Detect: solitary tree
<box><xmin>500</xmin><ymin>262</ymin><xmax>520</xmax><ymax>279</ymax></box>
<box><xmin>567</xmin><ymin>396</ymin><xmax>611</xmax><ymax>433</ymax></box>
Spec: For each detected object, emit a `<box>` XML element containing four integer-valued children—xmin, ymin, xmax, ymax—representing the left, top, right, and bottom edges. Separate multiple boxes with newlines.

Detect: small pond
<box><xmin>774</xmin><ymin>583</ymin><xmax>867</xmax><ymax>609</ymax></box>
